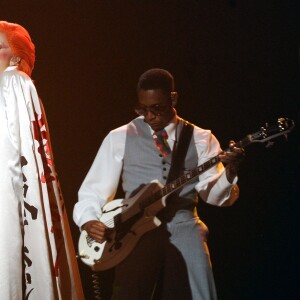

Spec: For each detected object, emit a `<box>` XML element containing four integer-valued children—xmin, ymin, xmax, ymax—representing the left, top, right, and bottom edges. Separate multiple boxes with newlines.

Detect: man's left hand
<box><xmin>219</xmin><ymin>140</ymin><xmax>245</xmax><ymax>183</ymax></box>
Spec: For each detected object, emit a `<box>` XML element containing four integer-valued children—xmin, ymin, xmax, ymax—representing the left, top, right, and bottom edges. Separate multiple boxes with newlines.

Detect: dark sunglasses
<box><xmin>134</xmin><ymin>103</ymin><xmax>170</xmax><ymax>117</ymax></box>
<box><xmin>134</xmin><ymin>104</ymin><xmax>169</xmax><ymax>116</ymax></box>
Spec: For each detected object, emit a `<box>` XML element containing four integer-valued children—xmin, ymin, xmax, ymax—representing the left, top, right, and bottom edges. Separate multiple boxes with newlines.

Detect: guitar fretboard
<box><xmin>140</xmin><ymin>136</ymin><xmax>254</xmax><ymax>209</ymax></box>
<box><xmin>161</xmin><ymin>155</ymin><xmax>221</xmax><ymax>197</ymax></box>
<box><xmin>139</xmin><ymin>117</ymin><xmax>294</xmax><ymax>209</ymax></box>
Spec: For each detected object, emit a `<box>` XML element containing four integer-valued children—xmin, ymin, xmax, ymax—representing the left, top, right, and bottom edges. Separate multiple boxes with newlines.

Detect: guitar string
<box><xmin>95</xmin><ymin>135</ymin><xmax>246</xmax><ymax>228</ymax></box>
<box><xmin>88</xmin><ymin>121</ymin><xmax>293</xmax><ymax>240</ymax></box>
<box><xmin>95</xmin><ymin>154</ymin><xmax>224</xmax><ymax>229</ymax></box>
<box><xmin>86</xmin><ymin>120</ymin><xmax>293</xmax><ymax>241</ymax></box>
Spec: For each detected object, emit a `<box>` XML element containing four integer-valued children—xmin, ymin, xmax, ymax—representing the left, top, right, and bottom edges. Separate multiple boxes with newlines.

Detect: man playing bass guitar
<box><xmin>73</xmin><ymin>68</ymin><xmax>245</xmax><ymax>300</ymax></box>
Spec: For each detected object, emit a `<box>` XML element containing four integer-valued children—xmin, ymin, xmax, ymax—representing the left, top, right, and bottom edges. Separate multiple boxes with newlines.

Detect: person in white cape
<box><xmin>0</xmin><ymin>21</ymin><xmax>84</xmax><ymax>300</ymax></box>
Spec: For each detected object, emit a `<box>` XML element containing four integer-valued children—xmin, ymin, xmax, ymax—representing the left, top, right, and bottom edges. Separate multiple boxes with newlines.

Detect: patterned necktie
<box><xmin>153</xmin><ymin>129</ymin><xmax>171</xmax><ymax>156</ymax></box>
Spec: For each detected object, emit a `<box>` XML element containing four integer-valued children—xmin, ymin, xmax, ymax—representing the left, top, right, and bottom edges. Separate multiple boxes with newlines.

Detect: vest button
<box><xmin>159</xmin><ymin>154</ymin><xmax>163</xmax><ymax>157</ymax></box>
<box><xmin>162</xmin><ymin>161</ymin><xmax>166</xmax><ymax>165</ymax></box>
<box><xmin>163</xmin><ymin>176</ymin><xmax>167</xmax><ymax>180</ymax></box>
<box><xmin>163</xmin><ymin>168</ymin><xmax>166</xmax><ymax>171</ymax></box>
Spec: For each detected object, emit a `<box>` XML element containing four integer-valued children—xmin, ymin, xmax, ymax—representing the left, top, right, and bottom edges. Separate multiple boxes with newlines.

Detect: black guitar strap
<box><xmin>166</xmin><ymin>120</ymin><xmax>194</xmax><ymax>184</ymax></box>
<box><xmin>157</xmin><ymin>120</ymin><xmax>194</xmax><ymax>222</ymax></box>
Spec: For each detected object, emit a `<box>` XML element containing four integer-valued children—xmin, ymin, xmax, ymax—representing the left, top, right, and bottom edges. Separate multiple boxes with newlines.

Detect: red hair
<box><xmin>0</xmin><ymin>21</ymin><xmax>35</xmax><ymax>77</ymax></box>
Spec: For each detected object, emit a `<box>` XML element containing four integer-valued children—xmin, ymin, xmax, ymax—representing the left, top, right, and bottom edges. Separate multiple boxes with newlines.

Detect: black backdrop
<box><xmin>1</xmin><ymin>1</ymin><xmax>299</xmax><ymax>299</ymax></box>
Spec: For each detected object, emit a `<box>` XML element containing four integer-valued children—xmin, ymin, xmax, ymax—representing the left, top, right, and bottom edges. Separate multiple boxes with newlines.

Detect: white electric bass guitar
<box><xmin>78</xmin><ymin>118</ymin><xmax>294</xmax><ymax>271</ymax></box>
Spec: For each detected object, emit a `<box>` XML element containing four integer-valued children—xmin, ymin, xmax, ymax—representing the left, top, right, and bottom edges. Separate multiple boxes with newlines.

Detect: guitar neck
<box><xmin>141</xmin><ymin>117</ymin><xmax>294</xmax><ymax>208</ymax></box>
<box><xmin>162</xmin><ymin>154</ymin><xmax>220</xmax><ymax>196</ymax></box>
<box><xmin>138</xmin><ymin>136</ymin><xmax>247</xmax><ymax>208</ymax></box>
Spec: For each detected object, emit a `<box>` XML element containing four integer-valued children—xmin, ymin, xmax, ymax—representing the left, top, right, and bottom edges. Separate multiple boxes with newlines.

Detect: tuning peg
<box><xmin>260</xmin><ymin>126</ymin><xmax>267</xmax><ymax>139</ymax></box>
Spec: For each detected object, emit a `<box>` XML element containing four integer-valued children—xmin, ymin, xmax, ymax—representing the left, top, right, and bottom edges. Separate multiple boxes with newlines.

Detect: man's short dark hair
<box><xmin>137</xmin><ymin>68</ymin><xmax>175</xmax><ymax>94</ymax></box>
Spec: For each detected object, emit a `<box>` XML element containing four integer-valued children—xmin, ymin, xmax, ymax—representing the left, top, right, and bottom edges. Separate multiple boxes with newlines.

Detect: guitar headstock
<box><xmin>250</xmin><ymin>118</ymin><xmax>295</xmax><ymax>145</ymax></box>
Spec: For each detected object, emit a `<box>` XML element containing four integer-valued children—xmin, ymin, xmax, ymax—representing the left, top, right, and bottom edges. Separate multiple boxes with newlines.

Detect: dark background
<box><xmin>1</xmin><ymin>1</ymin><xmax>299</xmax><ymax>299</ymax></box>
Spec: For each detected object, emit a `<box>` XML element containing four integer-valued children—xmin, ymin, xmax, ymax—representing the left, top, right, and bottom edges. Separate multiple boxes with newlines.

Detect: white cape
<box><xmin>0</xmin><ymin>66</ymin><xmax>84</xmax><ymax>300</ymax></box>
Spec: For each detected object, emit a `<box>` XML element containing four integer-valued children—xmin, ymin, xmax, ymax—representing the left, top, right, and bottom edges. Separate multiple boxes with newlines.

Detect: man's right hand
<box><xmin>82</xmin><ymin>220</ymin><xmax>107</xmax><ymax>243</ymax></box>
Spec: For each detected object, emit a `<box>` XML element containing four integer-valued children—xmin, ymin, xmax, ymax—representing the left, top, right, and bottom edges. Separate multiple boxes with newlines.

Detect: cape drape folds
<box><xmin>0</xmin><ymin>67</ymin><xmax>84</xmax><ymax>300</ymax></box>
